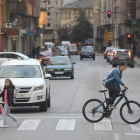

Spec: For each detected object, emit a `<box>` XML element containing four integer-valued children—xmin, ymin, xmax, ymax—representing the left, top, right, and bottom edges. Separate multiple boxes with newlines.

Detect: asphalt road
<box><xmin>0</xmin><ymin>55</ymin><xmax>140</xmax><ymax>140</ymax></box>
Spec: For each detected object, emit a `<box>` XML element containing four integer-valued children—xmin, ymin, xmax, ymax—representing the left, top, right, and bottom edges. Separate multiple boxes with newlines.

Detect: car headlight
<box><xmin>47</xmin><ymin>68</ymin><xmax>54</xmax><ymax>71</ymax></box>
<box><xmin>65</xmin><ymin>68</ymin><xmax>72</xmax><ymax>71</ymax></box>
<box><xmin>37</xmin><ymin>59</ymin><xmax>42</xmax><ymax>62</ymax></box>
<box><xmin>34</xmin><ymin>85</ymin><xmax>44</xmax><ymax>91</ymax></box>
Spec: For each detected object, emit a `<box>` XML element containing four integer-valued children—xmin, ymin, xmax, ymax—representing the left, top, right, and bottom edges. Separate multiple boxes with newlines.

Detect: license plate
<box><xmin>55</xmin><ymin>72</ymin><xmax>64</xmax><ymax>74</ymax></box>
<box><xmin>16</xmin><ymin>94</ymin><xmax>25</xmax><ymax>98</ymax></box>
<box><xmin>119</xmin><ymin>58</ymin><xmax>125</xmax><ymax>59</ymax></box>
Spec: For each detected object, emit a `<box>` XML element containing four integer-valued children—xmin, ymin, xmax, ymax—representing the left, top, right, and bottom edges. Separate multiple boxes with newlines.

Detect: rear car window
<box><xmin>116</xmin><ymin>51</ymin><xmax>129</xmax><ymax>56</ymax></box>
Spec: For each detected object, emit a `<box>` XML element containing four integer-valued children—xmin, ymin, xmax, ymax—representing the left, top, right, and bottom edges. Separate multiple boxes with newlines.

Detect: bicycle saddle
<box><xmin>99</xmin><ymin>90</ymin><xmax>108</xmax><ymax>93</ymax></box>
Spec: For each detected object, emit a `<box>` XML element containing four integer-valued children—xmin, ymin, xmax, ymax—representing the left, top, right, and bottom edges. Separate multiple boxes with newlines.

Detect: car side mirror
<box><xmin>72</xmin><ymin>62</ymin><xmax>76</xmax><ymax>64</ymax></box>
<box><xmin>45</xmin><ymin>74</ymin><xmax>52</xmax><ymax>79</ymax></box>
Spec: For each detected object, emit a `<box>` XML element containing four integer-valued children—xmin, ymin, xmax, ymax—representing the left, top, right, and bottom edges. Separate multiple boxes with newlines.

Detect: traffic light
<box><xmin>107</xmin><ymin>11</ymin><xmax>111</xmax><ymax>18</ymax></box>
<box><xmin>127</xmin><ymin>34</ymin><xmax>131</xmax><ymax>38</ymax></box>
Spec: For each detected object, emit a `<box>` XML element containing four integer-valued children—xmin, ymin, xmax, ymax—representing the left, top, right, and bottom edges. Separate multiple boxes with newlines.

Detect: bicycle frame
<box><xmin>94</xmin><ymin>90</ymin><xmax>128</xmax><ymax>114</ymax></box>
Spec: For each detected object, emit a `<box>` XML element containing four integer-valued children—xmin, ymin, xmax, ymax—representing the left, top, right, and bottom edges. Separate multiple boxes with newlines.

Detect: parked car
<box><xmin>111</xmin><ymin>49</ymin><xmax>135</xmax><ymax>68</ymax></box>
<box><xmin>0</xmin><ymin>60</ymin><xmax>51</xmax><ymax>111</ymax></box>
<box><xmin>46</xmin><ymin>56</ymin><xmax>75</xmax><ymax>79</ymax></box>
<box><xmin>58</xmin><ymin>46</ymin><xmax>71</xmax><ymax>58</ymax></box>
<box><xmin>80</xmin><ymin>46</ymin><xmax>95</xmax><ymax>60</ymax></box>
<box><xmin>68</xmin><ymin>44</ymin><xmax>78</xmax><ymax>55</ymax></box>
<box><xmin>0</xmin><ymin>52</ymin><xmax>29</xmax><ymax>66</ymax></box>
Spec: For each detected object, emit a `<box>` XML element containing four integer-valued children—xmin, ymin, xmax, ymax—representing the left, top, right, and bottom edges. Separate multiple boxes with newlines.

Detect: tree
<box><xmin>72</xmin><ymin>9</ymin><xmax>93</xmax><ymax>43</ymax></box>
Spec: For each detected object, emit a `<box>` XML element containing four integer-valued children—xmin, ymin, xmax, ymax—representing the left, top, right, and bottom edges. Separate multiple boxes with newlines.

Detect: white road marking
<box><xmin>55</xmin><ymin>119</ymin><xmax>76</xmax><ymax>130</ymax></box>
<box><xmin>18</xmin><ymin>119</ymin><xmax>41</xmax><ymax>130</ymax></box>
<box><xmin>124</xmin><ymin>133</ymin><xmax>140</xmax><ymax>136</ymax></box>
<box><xmin>130</xmin><ymin>124</ymin><xmax>140</xmax><ymax>132</ymax></box>
<box><xmin>0</xmin><ymin>120</ymin><xmax>3</xmax><ymax>126</ymax></box>
<box><xmin>94</xmin><ymin>119</ymin><xmax>113</xmax><ymax>131</ymax></box>
<box><xmin>114</xmin><ymin>133</ymin><xmax>120</xmax><ymax>140</ymax></box>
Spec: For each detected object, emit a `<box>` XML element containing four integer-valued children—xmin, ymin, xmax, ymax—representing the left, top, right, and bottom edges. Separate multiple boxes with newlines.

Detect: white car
<box><xmin>0</xmin><ymin>60</ymin><xmax>51</xmax><ymax>111</ymax></box>
<box><xmin>0</xmin><ymin>52</ymin><xmax>30</xmax><ymax>66</ymax></box>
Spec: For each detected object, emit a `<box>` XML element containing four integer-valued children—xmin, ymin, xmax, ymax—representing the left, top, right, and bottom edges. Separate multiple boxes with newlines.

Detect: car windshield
<box><xmin>0</xmin><ymin>65</ymin><xmax>42</xmax><ymax>78</ymax></box>
<box><xmin>69</xmin><ymin>46</ymin><xmax>76</xmax><ymax>50</ymax></box>
<box><xmin>48</xmin><ymin>57</ymin><xmax>71</xmax><ymax>65</ymax></box>
<box><xmin>19</xmin><ymin>54</ymin><xmax>29</xmax><ymax>59</ymax></box>
<box><xmin>82</xmin><ymin>46</ymin><xmax>93</xmax><ymax>51</ymax></box>
<box><xmin>47</xmin><ymin>45</ymin><xmax>52</xmax><ymax>49</ymax></box>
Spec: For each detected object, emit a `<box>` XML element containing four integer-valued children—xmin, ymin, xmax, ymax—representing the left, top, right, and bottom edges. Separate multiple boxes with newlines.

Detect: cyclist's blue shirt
<box><xmin>106</xmin><ymin>67</ymin><xmax>125</xmax><ymax>90</ymax></box>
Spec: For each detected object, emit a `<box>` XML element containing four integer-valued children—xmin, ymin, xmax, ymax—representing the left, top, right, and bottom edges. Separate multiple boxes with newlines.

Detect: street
<box><xmin>0</xmin><ymin>55</ymin><xmax>140</xmax><ymax>140</ymax></box>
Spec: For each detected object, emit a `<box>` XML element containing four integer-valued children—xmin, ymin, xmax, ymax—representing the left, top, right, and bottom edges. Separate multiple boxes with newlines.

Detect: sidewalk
<box><xmin>135</xmin><ymin>57</ymin><xmax>140</xmax><ymax>66</ymax></box>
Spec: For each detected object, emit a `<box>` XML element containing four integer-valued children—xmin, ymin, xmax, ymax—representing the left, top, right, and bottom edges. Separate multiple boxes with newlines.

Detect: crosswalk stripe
<box><xmin>130</xmin><ymin>124</ymin><xmax>140</xmax><ymax>132</ymax></box>
<box><xmin>17</xmin><ymin>119</ymin><xmax>41</xmax><ymax>130</ymax></box>
<box><xmin>0</xmin><ymin>120</ymin><xmax>3</xmax><ymax>126</ymax></box>
<box><xmin>55</xmin><ymin>119</ymin><xmax>76</xmax><ymax>130</ymax></box>
<box><xmin>94</xmin><ymin>119</ymin><xmax>113</xmax><ymax>131</ymax></box>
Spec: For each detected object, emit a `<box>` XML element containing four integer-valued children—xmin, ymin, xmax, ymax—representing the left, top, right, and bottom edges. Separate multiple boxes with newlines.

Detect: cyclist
<box><xmin>105</xmin><ymin>61</ymin><xmax>128</xmax><ymax>109</ymax></box>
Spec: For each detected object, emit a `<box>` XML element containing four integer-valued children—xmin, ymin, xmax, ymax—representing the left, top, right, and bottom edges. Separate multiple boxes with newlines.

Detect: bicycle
<box><xmin>82</xmin><ymin>89</ymin><xmax>140</xmax><ymax>124</ymax></box>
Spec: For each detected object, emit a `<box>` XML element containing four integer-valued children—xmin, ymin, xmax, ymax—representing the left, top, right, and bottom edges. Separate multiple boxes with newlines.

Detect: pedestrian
<box><xmin>132</xmin><ymin>45</ymin><xmax>136</xmax><ymax>56</ymax></box>
<box><xmin>105</xmin><ymin>61</ymin><xmax>128</xmax><ymax>109</ymax></box>
<box><xmin>32</xmin><ymin>46</ymin><xmax>36</xmax><ymax>58</ymax></box>
<box><xmin>40</xmin><ymin>45</ymin><xmax>52</xmax><ymax>57</ymax></box>
<box><xmin>0</xmin><ymin>79</ymin><xmax>20</xmax><ymax>128</ymax></box>
<box><xmin>137</xmin><ymin>45</ymin><xmax>140</xmax><ymax>58</ymax></box>
<box><xmin>36</xmin><ymin>46</ymin><xmax>41</xmax><ymax>59</ymax></box>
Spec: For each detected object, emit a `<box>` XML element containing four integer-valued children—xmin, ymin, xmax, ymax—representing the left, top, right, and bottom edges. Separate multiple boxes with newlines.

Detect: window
<box><xmin>48</xmin><ymin>12</ymin><xmax>50</xmax><ymax>16</ymax></box>
<box><xmin>48</xmin><ymin>23</ymin><xmax>51</xmax><ymax>27</ymax></box>
<box><xmin>65</xmin><ymin>11</ymin><xmax>67</xmax><ymax>19</ymax></box>
<box><xmin>48</xmin><ymin>18</ymin><xmax>51</xmax><ymax>23</ymax></box>
<box><xmin>48</xmin><ymin>1</ymin><xmax>50</xmax><ymax>5</ymax></box>
<box><xmin>128</xmin><ymin>7</ymin><xmax>131</xmax><ymax>18</ymax></box>
<box><xmin>9</xmin><ymin>54</ymin><xmax>22</xmax><ymax>59</ymax></box>
<box><xmin>48</xmin><ymin>7</ymin><xmax>50</xmax><ymax>11</ymax></box>
<box><xmin>56</xmin><ymin>12</ymin><xmax>58</xmax><ymax>17</ymax></box>
<box><xmin>0</xmin><ymin>54</ymin><xmax>9</xmax><ymax>58</ymax></box>
<box><xmin>56</xmin><ymin>0</ymin><xmax>58</xmax><ymax>5</ymax></box>
<box><xmin>88</xmin><ymin>10</ymin><xmax>91</xmax><ymax>17</ymax></box>
<box><xmin>69</xmin><ymin>11</ymin><xmax>71</xmax><ymax>19</ymax></box>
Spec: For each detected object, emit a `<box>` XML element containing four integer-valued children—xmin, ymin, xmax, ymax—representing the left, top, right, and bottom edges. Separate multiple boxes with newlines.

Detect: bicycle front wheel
<box><xmin>82</xmin><ymin>99</ymin><xmax>105</xmax><ymax>123</ymax></box>
<box><xmin>120</xmin><ymin>101</ymin><xmax>140</xmax><ymax>124</ymax></box>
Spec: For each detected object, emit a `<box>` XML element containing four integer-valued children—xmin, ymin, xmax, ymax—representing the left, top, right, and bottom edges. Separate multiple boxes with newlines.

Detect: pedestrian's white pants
<box><xmin>2</xmin><ymin>103</ymin><xmax>17</xmax><ymax>125</ymax></box>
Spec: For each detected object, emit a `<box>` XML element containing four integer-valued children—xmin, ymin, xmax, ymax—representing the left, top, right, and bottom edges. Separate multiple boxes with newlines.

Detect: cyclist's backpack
<box><xmin>102</xmin><ymin>68</ymin><xmax>120</xmax><ymax>87</ymax></box>
<box><xmin>13</xmin><ymin>90</ymin><xmax>17</xmax><ymax>102</ymax></box>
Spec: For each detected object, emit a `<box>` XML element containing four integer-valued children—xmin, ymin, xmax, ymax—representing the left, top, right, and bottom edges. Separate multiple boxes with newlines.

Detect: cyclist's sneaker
<box><xmin>108</xmin><ymin>105</ymin><xmax>115</xmax><ymax>109</ymax></box>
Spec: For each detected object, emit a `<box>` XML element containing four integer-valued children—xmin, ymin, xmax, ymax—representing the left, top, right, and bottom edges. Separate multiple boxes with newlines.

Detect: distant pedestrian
<box><xmin>132</xmin><ymin>45</ymin><xmax>136</xmax><ymax>56</ymax></box>
<box><xmin>32</xmin><ymin>46</ymin><xmax>36</xmax><ymax>58</ymax></box>
<box><xmin>137</xmin><ymin>45</ymin><xmax>140</xmax><ymax>58</ymax></box>
<box><xmin>36</xmin><ymin>46</ymin><xmax>41</xmax><ymax>59</ymax></box>
<box><xmin>0</xmin><ymin>79</ymin><xmax>20</xmax><ymax>128</ymax></box>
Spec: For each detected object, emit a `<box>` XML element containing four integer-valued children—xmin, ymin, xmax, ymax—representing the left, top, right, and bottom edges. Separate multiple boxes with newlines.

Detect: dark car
<box><xmin>111</xmin><ymin>49</ymin><xmax>135</xmax><ymax>68</ymax></box>
<box><xmin>80</xmin><ymin>46</ymin><xmax>95</xmax><ymax>60</ymax></box>
<box><xmin>46</xmin><ymin>56</ymin><xmax>76</xmax><ymax>79</ymax></box>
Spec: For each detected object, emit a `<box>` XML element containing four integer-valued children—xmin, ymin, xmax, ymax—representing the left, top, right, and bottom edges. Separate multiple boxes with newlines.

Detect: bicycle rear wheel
<box><xmin>120</xmin><ymin>100</ymin><xmax>140</xmax><ymax>124</ymax></box>
<box><xmin>82</xmin><ymin>99</ymin><xmax>105</xmax><ymax>123</ymax></box>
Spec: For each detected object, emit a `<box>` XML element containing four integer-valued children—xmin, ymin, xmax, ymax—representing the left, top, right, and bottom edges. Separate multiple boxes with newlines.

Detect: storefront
<box><xmin>6</xmin><ymin>29</ymin><xmax>22</xmax><ymax>52</ymax></box>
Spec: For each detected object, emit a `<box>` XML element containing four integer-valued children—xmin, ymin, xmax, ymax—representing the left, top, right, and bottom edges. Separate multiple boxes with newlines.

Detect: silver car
<box><xmin>0</xmin><ymin>52</ymin><xmax>29</xmax><ymax>65</ymax></box>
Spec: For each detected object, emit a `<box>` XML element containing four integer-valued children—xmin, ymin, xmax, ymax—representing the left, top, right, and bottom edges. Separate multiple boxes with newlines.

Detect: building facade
<box><xmin>94</xmin><ymin>0</ymin><xmax>136</xmax><ymax>52</ymax></box>
<box><xmin>1</xmin><ymin>0</ymin><xmax>40</xmax><ymax>56</ymax></box>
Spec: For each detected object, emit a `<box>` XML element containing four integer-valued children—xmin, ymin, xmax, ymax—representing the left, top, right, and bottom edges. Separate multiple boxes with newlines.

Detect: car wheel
<box><xmin>39</xmin><ymin>95</ymin><xmax>48</xmax><ymax>112</ymax></box>
<box><xmin>112</xmin><ymin>64</ymin><xmax>116</xmax><ymax>67</ymax></box>
<box><xmin>107</xmin><ymin>59</ymin><xmax>109</xmax><ymax>62</ymax></box>
<box><xmin>80</xmin><ymin>56</ymin><xmax>82</xmax><ymax>60</ymax></box>
<box><xmin>47</xmin><ymin>88</ymin><xmax>51</xmax><ymax>108</ymax></box>
<box><xmin>76</xmin><ymin>53</ymin><xmax>78</xmax><ymax>55</ymax></box>
<box><xmin>71</xmin><ymin>72</ymin><xmax>74</xmax><ymax>79</ymax></box>
<box><xmin>130</xmin><ymin>65</ymin><xmax>135</xmax><ymax>68</ymax></box>
<box><xmin>93</xmin><ymin>56</ymin><xmax>95</xmax><ymax>60</ymax></box>
<box><xmin>110</xmin><ymin>61</ymin><xmax>112</xmax><ymax>64</ymax></box>
<box><xmin>104</xmin><ymin>56</ymin><xmax>106</xmax><ymax>59</ymax></box>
